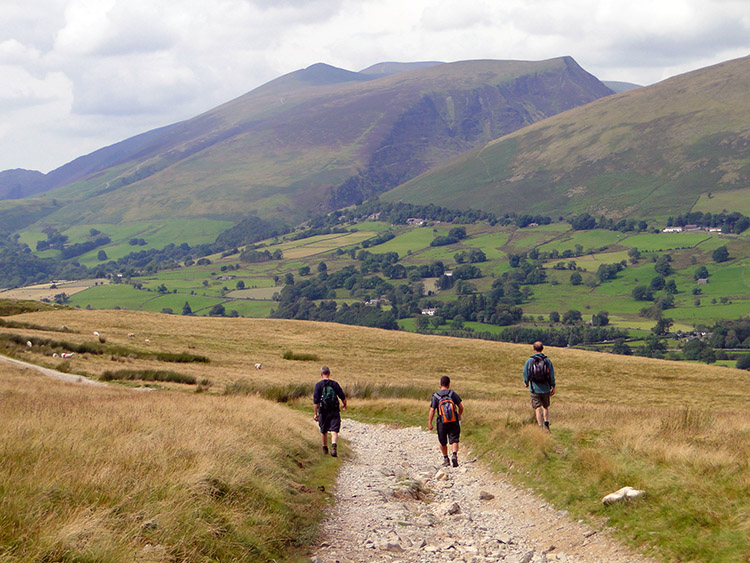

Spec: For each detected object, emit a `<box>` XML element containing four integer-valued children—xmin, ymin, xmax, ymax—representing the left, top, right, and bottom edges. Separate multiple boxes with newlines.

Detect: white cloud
<box><xmin>0</xmin><ymin>0</ymin><xmax>748</xmax><ymax>172</ymax></box>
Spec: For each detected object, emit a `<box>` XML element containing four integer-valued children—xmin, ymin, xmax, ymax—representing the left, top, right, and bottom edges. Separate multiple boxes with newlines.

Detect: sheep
<box><xmin>255</xmin><ymin>363</ymin><xmax>262</xmax><ymax>370</ymax></box>
<box><xmin>61</xmin><ymin>352</ymin><xmax>75</xmax><ymax>359</ymax></box>
<box><xmin>26</xmin><ymin>341</ymin><xmax>32</xmax><ymax>348</ymax></box>
<box><xmin>128</xmin><ymin>333</ymin><xmax>135</xmax><ymax>338</ymax></box>
<box><xmin>602</xmin><ymin>486</ymin><xmax>645</xmax><ymax>505</ymax></box>
<box><xmin>144</xmin><ymin>338</ymin><xmax>151</xmax><ymax>344</ymax></box>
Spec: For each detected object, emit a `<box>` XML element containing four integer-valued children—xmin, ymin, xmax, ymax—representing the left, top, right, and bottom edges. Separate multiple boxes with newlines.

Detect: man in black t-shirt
<box><xmin>313</xmin><ymin>366</ymin><xmax>347</xmax><ymax>457</ymax></box>
<box><xmin>428</xmin><ymin>375</ymin><xmax>463</xmax><ymax>467</ymax></box>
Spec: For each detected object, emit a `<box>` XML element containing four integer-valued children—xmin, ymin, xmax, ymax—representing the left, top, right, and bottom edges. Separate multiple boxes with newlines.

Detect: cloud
<box><xmin>0</xmin><ymin>0</ymin><xmax>749</xmax><ymax>172</ymax></box>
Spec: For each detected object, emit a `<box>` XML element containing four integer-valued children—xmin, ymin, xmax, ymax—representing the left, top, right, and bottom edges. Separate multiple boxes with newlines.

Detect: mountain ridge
<box><xmin>0</xmin><ymin>56</ymin><xmax>613</xmax><ymax>230</ymax></box>
<box><xmin>382</xmin><ymin>55</ymin><xmax>750</xmax><ymax>220</ymax></box>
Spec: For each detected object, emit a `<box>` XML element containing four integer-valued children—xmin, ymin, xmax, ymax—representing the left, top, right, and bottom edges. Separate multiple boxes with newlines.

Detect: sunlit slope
<box><xmin>384</xmin><ymin>55</ymin><xmax>750</xmax><ymax>220</ymax></box>
<box><xmin>6</xmin><ymin>57</ymin><xmax>612</xmax><ymax>229</ymax></box>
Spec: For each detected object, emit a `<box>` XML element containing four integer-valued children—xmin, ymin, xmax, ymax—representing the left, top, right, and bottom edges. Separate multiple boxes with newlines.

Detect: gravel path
<box><xmin>0</xmin><ymin>354</ymin><xmax>106</xmax><ymax>386</ymax></box>
<box><xmin>312</xmin><ymin>419</ymin><xmax>654</xmax><ymax>563</ymax></box>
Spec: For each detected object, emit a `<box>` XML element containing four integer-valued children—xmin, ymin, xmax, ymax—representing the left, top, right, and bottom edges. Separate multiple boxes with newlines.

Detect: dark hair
<box><xmin>321</xmin><ymin>366</ymin><xmax>330</xmax><ymax>375</ymax></box>
<box><xmin>533</xmin><ymin>341</ymin><xmax>544</xmax><ymax>352</ymax></box>
<box><xmin>440</xmin><ymin>375</ymin><xmax>450</xmax><ymax>387</ymax></box>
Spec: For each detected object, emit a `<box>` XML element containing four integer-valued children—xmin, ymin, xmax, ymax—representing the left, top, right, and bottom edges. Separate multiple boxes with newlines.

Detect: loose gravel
<box><xmin>311</xmin><ymin>419</ymin><xmax>655</xmax><ymax>563</ymax></box>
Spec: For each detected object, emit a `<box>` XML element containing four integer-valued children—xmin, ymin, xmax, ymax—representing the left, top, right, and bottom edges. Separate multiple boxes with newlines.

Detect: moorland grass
<box><xmin>0</xmin><ymin>365</ymin><xmax>337</xmax><ymax>562</ymax></box>
<box><xmin>3</xmin><ymin>309</ymin><xmax>749</xmax><ymax>561</ymax></box>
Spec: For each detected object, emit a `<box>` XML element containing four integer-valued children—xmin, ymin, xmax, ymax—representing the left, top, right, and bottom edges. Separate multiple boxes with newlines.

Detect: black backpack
<box><xmin>320</xmin><ymin>381</ymin><xmax>339</xmax><ymax>412</ymax></box>
<box><xmin>433</xmin><ymin>390</ymin><xmax>458</xmax><ymax>423</ymax></box>
<box><xmin>528</xmin><ymin>354</ymin><xmax>550</xmax><ymax>385</ymax></box>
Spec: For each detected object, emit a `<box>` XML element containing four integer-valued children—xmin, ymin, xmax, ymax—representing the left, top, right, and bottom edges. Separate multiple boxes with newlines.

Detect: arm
<box><xmin>313</xmin><ymin>383</ymin><xmax>320</xmax><ymax>421</ymax></box>
<box><xmin>428</xmin><ymin>407</ymin><xmax>435</xmax><ymax>430</ymax></box>
<box><xmin>458</xmin><ymin>401</ymin><xmax>464</xmax><ymax>421</ymax></box>
<box><xmin>523</xmin><ymin>359</ymin><xmax>530</xmax><ymax>387</ymax></box>
<box><xmin>335</xmin><ymin>381</ymin><xmax>347</xmax><ymax>411</ymax></box>
<box><xmin>548</xmin><ymin>359</ymin><xmax>556</xmax><ymax>395</ymax></box>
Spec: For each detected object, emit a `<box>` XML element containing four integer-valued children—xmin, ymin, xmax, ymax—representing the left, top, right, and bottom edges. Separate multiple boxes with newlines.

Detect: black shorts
<box><xmin>437</xmin><ymin>419</ymin><xmax>460</xmax><ymax>446</ymax></box>
<box><xmin>319</xmin><ymin>410</ymin><xmax>341</xmax><ymax>433</ymax></box>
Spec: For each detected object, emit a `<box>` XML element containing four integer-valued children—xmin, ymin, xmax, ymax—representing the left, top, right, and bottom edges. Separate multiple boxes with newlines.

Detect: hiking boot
<box><xmin>322</xmin><ymin>446</ymin><xmax>328</xmax><ymax>455</ymax></box>
<box><xmin>442</xmin><ymin>456</ymin><xmax>450</xmax><ymax>467</ymax></box>
<box><xmin>331</xmin><ymin>443</ymin><xmax>337</xmax><ymax>457</ymax></box>
<box><xmin>451</xmin><ymin>454</ymin><xmax>458</xmax><ymax>467</ymax></box>
<box><xmin>544</xmin><ymin>421</ymin><xmax>550</xmax><ymax>432</ymax></box>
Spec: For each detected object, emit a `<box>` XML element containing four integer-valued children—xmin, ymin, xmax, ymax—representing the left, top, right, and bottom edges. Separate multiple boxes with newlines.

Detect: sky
<box><xmin>1</xmin><ymin>0</ymin><xmax>749</xmax><ymax>173</ymax></box>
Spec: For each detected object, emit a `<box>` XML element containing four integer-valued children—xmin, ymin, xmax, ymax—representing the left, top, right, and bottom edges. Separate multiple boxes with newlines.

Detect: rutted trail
<box><xmin>312</xmin><ymin>419</ymin><xmax>654</xmax><ymax>563</ymax></box>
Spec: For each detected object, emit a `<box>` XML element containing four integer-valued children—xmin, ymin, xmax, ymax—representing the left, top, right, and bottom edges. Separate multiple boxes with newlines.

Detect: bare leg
<box><xmin>321</xmin><ymin>433</ymin><xmax>328</xmax><ymax>447</ymax></box>
<box><xmin>451</xmin><ymin>442</ymin><xmax>459</xmax><ymax>454</ymax></box>
<box><xmin>330</xmin><ymin>431</ymin><xmax>338</xmax><ymax>444</ymax></box>
<box><xmin>439</xmin><ymin>444</ymin><xmax>448</xmax><ymax>456</ymax></box>
<box><xmin>535</xmin><ymin>407</ymin><xmax>545</xmax><ymax>427</ymax></box>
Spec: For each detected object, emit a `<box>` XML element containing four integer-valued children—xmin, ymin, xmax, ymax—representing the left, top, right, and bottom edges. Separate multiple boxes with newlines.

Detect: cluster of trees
<box><xmin>239</xmin><ymin>248</ymin><xmax>283</xmax><ymax>263</ymax></box>
<box><xmin>430</xmin><ymin>226</ymin><xmax>468</xmax><ymax>247</ymax></box>
<box><xmin>666</xmin><ymin>211</ymin><xmax>749</xmax><ymax>234</ymax></box>
<box><xmin>214</xmin><ymin>215</ymin><xmax>290</xmax><ymax>248</ymax></box>
<box><xmin>312</xmin><ymin>199</ymin><xmax>508</xmax><ymax>228</ymax></box>
<box><xmin>569</xmin><ymin>213</ymin><xmax>649</xmax><ymax>232</ymax></box>
<box><xmin>361</xmin><ymin>231</ymin><xmax>395</xmax><ymax>248</ymax></box>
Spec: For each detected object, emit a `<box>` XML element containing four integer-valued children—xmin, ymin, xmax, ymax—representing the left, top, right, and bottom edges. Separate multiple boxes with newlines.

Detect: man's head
<box><xmin>321</xmin><ymin>366</ymin><xmax>330</xmax><ymax>378</ymax></box>
<box><xmin>440</xmin><ymin>375</ymin><xmax>450</xmax><ymax>388</ymax></box>
<box><xmin>533</xmin><ymin>341</ymin><xmax>544</xmax><ymax>352</ymax></box>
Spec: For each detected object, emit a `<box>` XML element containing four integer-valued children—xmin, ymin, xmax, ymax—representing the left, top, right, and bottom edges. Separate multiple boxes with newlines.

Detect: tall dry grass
<box><xmin>0</xmin><ymin>364</ymin><xmax>334</xmax><ymax>562</ymax></box>
<box><xmin>3</xmin><ymin>308</ymin><xmax>750</xmax><ymax>561</ymax></box>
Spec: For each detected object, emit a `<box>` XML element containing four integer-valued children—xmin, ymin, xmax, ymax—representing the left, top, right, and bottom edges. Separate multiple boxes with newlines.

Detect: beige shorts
<box><xmin>530</xmin><ymin>393</ymin><xmax>551</xmax><ymax>409</ymax></box>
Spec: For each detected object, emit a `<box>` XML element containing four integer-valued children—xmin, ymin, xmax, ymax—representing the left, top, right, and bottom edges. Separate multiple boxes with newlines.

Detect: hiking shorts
<box><xmin>437</xmin><ymin>420</ymin><xmax>460</xmax><ymax>446</ymax></box>
<box><xmin>530</xmin><ymin>392</ymin><xmax>551</xmax><ymax>409</ymax></box>
<box><xmin>318</xmin><ymin>410</ymin><xmax>341</xmax><ymax>434</ymax></box>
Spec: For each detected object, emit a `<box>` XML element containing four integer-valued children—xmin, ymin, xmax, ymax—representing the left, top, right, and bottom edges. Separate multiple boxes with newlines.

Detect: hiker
<box><xmin>313</xmin><ymin>366</ymin><xmax>347</xmax><ymax>457</ymax></box>
<box><xmin>523</xmin><ymin>341</ymin><xmax>556</xmax><ymax>430</ymax></box>
<box><xmin>428</xmin><ymin>375</ymin><xmax>463</xmax><ymax>467</ymax></box>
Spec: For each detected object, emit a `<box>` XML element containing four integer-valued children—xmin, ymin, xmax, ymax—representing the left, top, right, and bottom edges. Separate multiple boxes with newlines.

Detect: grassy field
<box><xmin>0</xmin><ymin>359</ymin><xmax>337</xmax><ymax>562</ymax></box>
<box><xmin>0</xmin><ymin>308</ymin><xmax>747</xmax><ymax>561</ymax></box>
<box><xmin>9</xmin><ymin>215</ymin><xmax>750</xmax><ymax>342</ymax></box>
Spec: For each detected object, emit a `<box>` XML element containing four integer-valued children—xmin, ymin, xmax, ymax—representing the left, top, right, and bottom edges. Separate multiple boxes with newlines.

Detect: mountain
<box><xmin>359</xmin><ymin>61</ymin><xmax>445</xmax><ymax>76</ymax></box>
<box><xmin>602</xmin><ymin>80</ymin><xmax>642</xmax><ymax>93</ymax></box>
<box><xmin>0</xmin><ymin>169</ymin><xmax>47</xmax><ymax>201</ymax></box>
<box><xmin>382</xmin><ymin>55</ymin><xmax>750</xmax><ymax>220</ymax></box>
<box><xmin>0</xmin><ymin>57</ymin><xmax>613</xmax><ymax>230</ymax></box>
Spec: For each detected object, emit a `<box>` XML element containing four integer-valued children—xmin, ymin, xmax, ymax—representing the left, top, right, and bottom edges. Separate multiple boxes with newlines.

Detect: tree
<box><xmin>736</xmin><ymin>355</ymin><xmax>750</xmax><ymax>370</ymax></box>
<box><xmin>654</xmin><ymin>255</ymin><xmax>673</xmax><ymax>276</ymax></box>
<box><xmin>317</xmin><ymin>261</ymin><xmax>328</xmax><ymax>273</ymax></box>
<box><xmin>562</xmin><ymin>309</ymin><xmax>582</xmax><ymax>325</ymax></box>
<box><xmin>209</xmin><ymin>304</ymin><xmax>226</xmax><ymax>317</ymax></box>
<box><xmin>182</xmin><ymin>301</ymin><xmax>193</xmax><ymax>315</ymax></box>
<box><xmin>650</xmin><ymin>276</ymin><xmax>665</xmax><ymax>291</ymax></box>
<box><xmin>415</xmin><ymin>314</ymin><xmax>430</xmax><ymax>332</ymax></box>
<box><xmin>651</xmin><ymin>317</ymin><xmax>673</xmax><ymax>336</ymax></box>
<box><xmin>612</xmin><ymin>338</ymin><xmax>632</xmax><ymax>355</ymax></box>
<box><xmin>236</xmin><ymin>280</ymin><xmax>245</xmax><ymax>290</ymax></box>
<box><xmin>549</xmin><ymin>311</ymin><xmax>560</xmax><ymax>323</ymax></box>
<box><xmin>157</xmin><ymin>283</ymin><xmax>168</xmax><ymax>293</ymax></box>
<box><xmin>712</xmin><ymin>245</ymin><xmax>729</xmax><ymax>263</ymax></box>
<box><xmin>592</xmin><ymin>310</ymin><xmax>610</xmax><ymax>327</ymax></box>
<box><xmin>632</xmin><ymin>285</ymin><xmax>654</xmax><ymax>301</ymax></box>
<box><xmin>298</xmin><ymin>265</ymin><xmax>311</xmax><ymax>276</ymax></box>
<box><xmin>694</xmin><ymin>265</ymin><xmax>709</xmax><ymax>280</ymax></box>
<box><xmin>284</xmin><ymin>273</ymin><xmax>295</xmax><ymax>285</ymax></box>
<box><xmin>97</xmin><ymin>249</ymin><xmax>108</xmax><ymax>261</ymax></box>
<box><xmin>570</xmin><ymin>271</ymin><xmax>582</xmax><ymax>286</ymax></box>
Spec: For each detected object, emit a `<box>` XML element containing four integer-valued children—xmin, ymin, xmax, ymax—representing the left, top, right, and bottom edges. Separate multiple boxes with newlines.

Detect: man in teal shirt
<box><xmin>523</xmin><ymin>341</ymin><xmax>556</xmax><ymax>430</ymax></box>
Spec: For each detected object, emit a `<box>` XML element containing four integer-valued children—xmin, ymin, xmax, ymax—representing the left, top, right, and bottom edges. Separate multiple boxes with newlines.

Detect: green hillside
<box><xmin>0</xmin><ymin>57</ymin><xmax>612</xmax><ymax>231</ymax></box>
<box><xmin>383</xmin><ymin>55</ymin><xmax>750</xmax><ymax>220</ymax></box>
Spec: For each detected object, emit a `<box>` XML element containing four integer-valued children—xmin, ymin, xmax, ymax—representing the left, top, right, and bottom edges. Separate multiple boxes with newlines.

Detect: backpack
<box><xmin>320</xmin><ymin>381</ymin><xmax>338</xmax><ymax>412</ymax></box>
<box><xmin>528</xmin><ymin>354</ymin><xmax>550</xmax><ymax>385</ymax></box>
<box><xmin>434</xmin><ymin>391</ymin><xmax>458</xmax><ymax>423</ymax></box>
